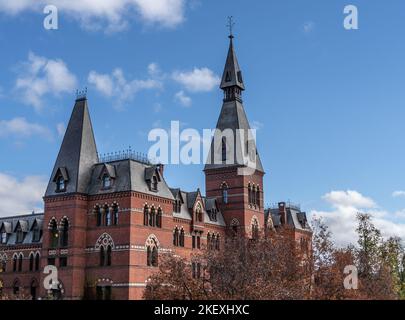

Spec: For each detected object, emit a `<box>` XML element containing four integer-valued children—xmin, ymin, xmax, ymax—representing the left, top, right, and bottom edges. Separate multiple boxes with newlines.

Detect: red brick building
<box><xmin>0</xmin><ymin>35</ymin><xmax>311</xmax><ymax>300</ymax></box>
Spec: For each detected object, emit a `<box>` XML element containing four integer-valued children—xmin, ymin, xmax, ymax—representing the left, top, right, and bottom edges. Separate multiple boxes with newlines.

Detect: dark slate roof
<box><xmin>267</xmin><ymin>207</ymin><xmax>312</xmax><ymax>232</ymax></box>
<box><xmin>14</xmin><ymin>220</ymin><xmax>29</xmax><ymax>232</ymax></box>
<box><xmin>204</xmin><ymin>99</ymin><xmax>264</xmax><ymax>173</ymax></box>
<box><xmin>186</xmin><ymin>191</ymin><xmax>199</xmax><ymax>209</ymax></box>
<box><xmin>99</xmin><ymin>163</ymin><xmax>116</xmax><ymax>179</ymax></box>
<box><xmin>87</xmin><ymin>159</ymin><xmax>174</xmax><ymax>199</ymax></box>
<box><xmin>205</xmin><ymin>37</ymin><xmax>264</xmax><ymax>173</ymax></box>
<box><xmin>45</xmin><ymin>98</ymin><xmax>99</xmax><ymax>197</ymax></box>
<box><xmin>204</xmin><ymin>197</ymin><xmax>217</xmax><ymax>212</ymax></box>
<box><xmin>220</xmin><ymin>37</ymin><xmax>245</xmax><ymax>90</ymax></box>
<box><xmin>0</xmin><ymin>222</ymin><xmax>12</xmax><ymax>233</ymax></box>
<box><xmin>0</xmin><ymin>213</ymin><xmax>44</xmax><ymax>246</ymax></box>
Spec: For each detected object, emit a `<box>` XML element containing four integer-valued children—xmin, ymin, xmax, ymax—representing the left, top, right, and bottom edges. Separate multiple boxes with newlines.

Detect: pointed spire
<box><xmin>220</xmin><ymin>19</ymin><xmax>245</xmax><ymax>92</ymax></box>
<box><xmin>205</xmin><ymin>29</ymin><xmax>264</xmax><ymax>173</ymax></box>
<box><xmin>45</xmin><ymin>96</ymin><xmax>99</xmax><ymax>196</ymax></box>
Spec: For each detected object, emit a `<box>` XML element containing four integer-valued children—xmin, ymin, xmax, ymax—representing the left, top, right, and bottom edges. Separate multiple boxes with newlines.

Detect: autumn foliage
<box><xmin>144</xmin><ymin>213</ymin><xmax>405</xmax><ymax>300</ymax></box>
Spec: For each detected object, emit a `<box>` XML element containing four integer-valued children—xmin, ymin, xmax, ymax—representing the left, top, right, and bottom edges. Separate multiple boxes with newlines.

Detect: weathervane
<box><xmin>227</xmin><ymin>16</ymin><xmax>235</xmax><ymax>38</ymax></box>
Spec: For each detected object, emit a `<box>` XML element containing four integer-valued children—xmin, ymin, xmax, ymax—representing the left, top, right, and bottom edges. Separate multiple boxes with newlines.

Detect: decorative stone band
<box><xmin>85</xmin><ymin>245</ymin><xmax>172</xmax><ymax>253</ymax></box>
<box><xmin>48</xmin><ymin>249</ymin><xmax>68</xmax><ymax>256</ymax></box>
<box><xmin>112</xmin><ymin>283</ymin><xmax>147</xmax><ymax>288</ymax></box>
<box><xmin>88</xmin><ymin>207</ymin><xmax>172</xmax><ymax>218</ymax></box>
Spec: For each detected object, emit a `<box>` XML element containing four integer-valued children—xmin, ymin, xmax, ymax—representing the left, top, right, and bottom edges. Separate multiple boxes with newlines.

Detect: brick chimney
<box><xmin>157</xmin><ymin>164</ymin><xmax>164</xmax><ymax>177</ymax></box>
<box><xmin>278</xmin><ymin>202</ymin><xmax>288</xmax><ymax>225</ymax></box>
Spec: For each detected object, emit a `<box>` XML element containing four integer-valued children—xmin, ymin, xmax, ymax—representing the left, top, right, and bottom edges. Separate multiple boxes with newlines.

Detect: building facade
<box><xmin>0</xmin><ymin>35</ymin><xmax>312</xmax><ymax>300</ymax></box>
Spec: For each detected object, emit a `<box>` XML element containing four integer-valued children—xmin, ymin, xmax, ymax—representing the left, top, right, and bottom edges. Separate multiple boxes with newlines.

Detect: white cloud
<box><xmin>311</xmin><ymin>190</ymin><xmax>405</xmax><ymax>247</ymax></box>
<box><xmin>251</xmin><ymin>121</ymin><xmax>264</xmax><ymax>131</ymax></box>
<box><xmin>0</xmin><ymin>0</ymin><xmax>186</xmax><ymax>31</ymax></box>
<box><xmin>0</xmin><ymin>117</ymin><xmax>51</xmax><ymax>139</ymax></box>
<box><xmin>393</xmin><ymin>191</ymin><xmax>405</xmax><ymax>198</ymax></box>
<box><xmin>303</xmin><ymin>21</ymin><xmax>315</xmax><ymax>34</ymax></box>
<box><xmin>172</xmin><ymin>67</ymin><xmax>220</xmax><ymax>92</ymax></box>
<box><xmin>56</xmin><ymin>122</ymin><xmax>66</xmax><ymax>137</ymax></box>
<box><xmin>322</xmin><ymin>190</ymin><xmax>376</xmax><ymax>209</ymax></box>
<box><xmin>88</xmin><ymin>67</ymin><xmax>162</xmax><ymax>107</ymax></box>
<box><xmin>15</xmin><ymin>52</ymin><xmax>77</xmax><ymax>109</ymax></box>
<box><xmin>148</xmin><ymin>63</ymin><xmax>161</xmax><ymax>77</ymax></box>
<box><xmin>0</xmin><ymin>172</ymin><xmax>47</xmax><ymax>217</ymax></box>
<box><xmin>174</xmin><ymin>90</ymin><xmax>192</xmax><ymax>107</ymax></box>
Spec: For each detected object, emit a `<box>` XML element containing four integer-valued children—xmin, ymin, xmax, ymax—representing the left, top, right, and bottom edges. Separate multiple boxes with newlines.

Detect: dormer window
<box><xmin>16</xmin><ymin>226</ymin><xmax>25</xmax><ymax>244</ymax></box>
<box><xmin>53</xmin><ymin>167</ymin><xmax>69</xmax><ymax>193</ymax></box>
<box><xmin>1</xmin><ymin>231</ymin><xmax>7</xmax><ymax>244</ymax></box>
<box><xmin>32</xmin><ymin>225</ymin><xmax>42</xmax><ymax>242</ymax></box>
<box><xmin>102</xmin><ymin>174</ymin><xmax>111</xmax><ymax>189</ymax></box>
<box><xmin>56</xmin><ymin>176</ymin><xmax>65</xmax><ymax>192</ymax></box>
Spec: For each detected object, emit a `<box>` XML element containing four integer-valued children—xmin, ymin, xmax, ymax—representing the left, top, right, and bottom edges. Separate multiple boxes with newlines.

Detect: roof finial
<box><xmin>76</xmin><ymin>87</ymin><xmax>88</xmax><ymax>100</ymax></box>
<box><xmin>227</xmin><ymin>16</ymin><xmax>235</xmax><ymax>39</ymax></box>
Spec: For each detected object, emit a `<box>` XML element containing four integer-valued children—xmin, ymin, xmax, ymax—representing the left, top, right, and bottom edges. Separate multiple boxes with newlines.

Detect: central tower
<box><xmin>204</xmin><ymin>30</ymin><xmax>265</xmax><ymax>237</ymax></box>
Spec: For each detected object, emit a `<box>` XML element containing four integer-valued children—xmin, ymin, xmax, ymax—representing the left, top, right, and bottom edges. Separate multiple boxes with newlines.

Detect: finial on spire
<box><xmin>76</xmin><ymin>87</ymin><xmax>88</xmax><ymax>100</ymax></box>
<box><xmin>227</xmin><ymin>16</ymin><xmax>235</xmax><ymax>39</ymax></box>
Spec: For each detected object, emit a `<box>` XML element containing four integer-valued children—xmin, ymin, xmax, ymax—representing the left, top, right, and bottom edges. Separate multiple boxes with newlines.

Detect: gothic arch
<box><xmin>48</xmin><ymin>217</ymin><xmax>57</xmax><ymax>229</ymax></box>
<box><xmin>145</xmin><ymin>234</ymin><xmax>160</xmax><ymax>248</ymax></box>
<box><xmin>59</xmin><ymin>216</ymin><xmax>70</xmax><ymax>228</ymax></box>
<box><xmin>95</xmin><ymin>233</ymin><xmax>115</xmax><ymax>250</ymax></box>
<box><xmin>230</xmin><ymin>218</ymin><xmax>240</xmax><ymax>227</ymax></box>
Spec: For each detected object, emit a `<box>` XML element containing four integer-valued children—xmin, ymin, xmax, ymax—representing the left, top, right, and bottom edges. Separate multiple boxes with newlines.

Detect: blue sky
<box><xmin>1</xmin><ymin>0</ymin><xmax>405</xmax><ymax>245</ymax></box>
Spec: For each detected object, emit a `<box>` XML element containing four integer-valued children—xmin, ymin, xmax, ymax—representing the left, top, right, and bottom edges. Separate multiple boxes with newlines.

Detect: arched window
<box><xmin>156</xmin><ymin>208</ymin><xmax>162</xmax><ymax>228</ymax></box>
<box><xmin>173</xmin><ymin>228</ymin><xmax>179</xmax><ymax>247</ymax></box>
<box><xmin>216</xmin><ymin>234</ymin><xmax>220</xmax><ymax>250</ymax></box>
<box><xmin>30</xmin><ymin>279</ymin><xmax>38</xmax><ymax>300</ymax></box>
<box><xmin>222</xmin><ymin>137</ymin><xmax>227</xmax><ymax>162</ymax></box>
<box><xmin>13</xmin><ymin>279</ymin><xmax>20</xmax><ymax>295</ymax></box>
<box><xmin>29</xmin><ymin>253</ymin><xmax>34</xmax><ymax>271</ymax></box>
<box><xmin>150</xmin><ymin>207</ymin><xmax>156</xmax><ymax>227</ymax></box>
<box><xmin>105</xmin><ymin>206</ymin><xmax>111</xmax><ymax>226</ymax></box>
<box><xmin>106</xmin><ymin>245</ymin><xmax>112</xmax><ymax>266</ymax></box>
<box><xmin>100</xmin><ymin>246</ymin><xmax>105</xmax><ymax>266</ymax></box>
<box><xmin>35</xmin><ymin>253</ymin><xmax>40</xmax><ymax>271</ymax></box>
<box><xmin>179</xmin><ymin>229</ymin><xmax>185</xmax><ymax>247</ymax></box>
<box><xmin>195</xmin><ymin>204</ymin><xmax>203</xmax><ymax>223</ymax></box>
<box><xmin>113</xmin><ymin>204</ymin><xmax>119</xmax><ymax>225</ymax></box>
<box><xmin>143</xmin><ymin>205</ymin><xmax>149</xmax><ymax>226</ymax></box>
<box><xmin>146</xmin><ymin>246</ymin><xmax>152</xmax><ymax>266</ymax></box>
<box><xmin>13</xmin><ymin>255</ymin><xmax>17</xmax><ymax>272</ymax></box>
<box><xmin>18</xmin><ymin>254</ymin><xmax>23</xmax><ymax>272</ymax></box>
<box><xmin>152</xmin><ymin>247</ymin><xmax>158</xmax><ymax>267</ymax></box>
<box><xmin>96</xmin><ymin>206</ymin><xmax>102</xmax><ymax>226</ymax></box>
<box><xmin>146</xmin><ymin>236</ymin><xmax>159</xmax><ymax>267</ymax></box>
<box><xmin>60</xmin><ymin>218</ymin><xmax>69</xmax><ymax>248</ymax></box>
<box><xmin>49</xmin><ymin>219</ymin><xmax>58</xmax><ymax>248</ymax></box>
<box><xmin>231</xmin><ymin>219</ymin><xmax>239</xmax><ymax>236</ymax></box>
<box><xmin>222</xmin><ymin>185</ymin><xmax>228</xmax><ymax>204</ymax></box>
<box><xmin>256</xmin><ymin>187</ymin><xmax>260</xmax><ymax>208</ymax></box>
<box><xmin>207</xmin><ymin>233</ymin><xmax>211</xmax><ymax>250</ymax></box>
<box><xmin>248</xmin><ymin>184</ymin><xmax>252</xmax><ymax>205</ymax></box>
<box><xmin>252</xmin><ymin>185</ymin><xmax>256</xmax><ymax>206</ymax></box>
<box><xmin>251</xmin><ymin>217</ymin><xmax>259</xmax><ymax>240</ymax></box>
